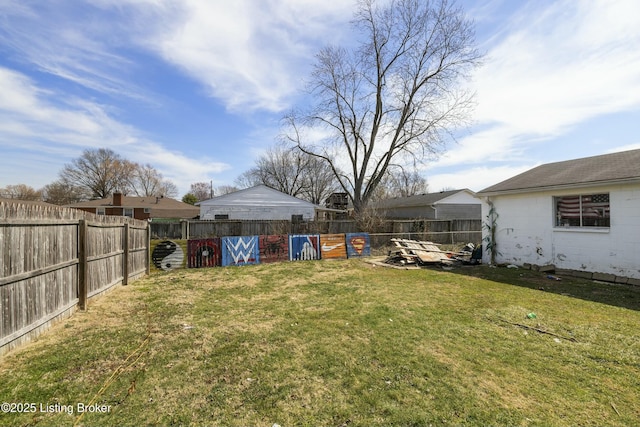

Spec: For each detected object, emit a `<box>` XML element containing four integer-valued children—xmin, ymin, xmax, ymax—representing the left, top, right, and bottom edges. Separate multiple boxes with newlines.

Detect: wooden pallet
<box><xmin>387</xmin><ymin>238</ymin><xmax>452</xmax><ymax>265</ymax></box>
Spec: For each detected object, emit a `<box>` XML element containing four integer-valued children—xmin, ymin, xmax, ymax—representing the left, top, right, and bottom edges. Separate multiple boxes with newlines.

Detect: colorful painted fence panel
<box><xmin>152</xmin><ymin>240</ymin><xmax>185</xmax><ymax>270</ymax></box>
<box><xmin>320</xmin><ymin>234</ymin><xmax>347</xmax><ymax>259</ymax></box>
<box><xmin>259</xmin><ymin>234</ymin><xmax>289</xmax><ymax>263</ymax></box>
<box><xmin>346</xmin><ymin>233</ymin><xmax>371</xmax><ymax>258</ymax></box>
<box><xmin>187</xmin><ymin>238</ymin><xmax>221</xmax><ymax>268</ymax></box>
<box><xmin>289</xmin><ymin>234</ymin><xmax>320</xmax><ymax>261</ymax></box>
<box><xmin>221</xmin><ymin>236</ymin><xmax>260</xmax><ymax>266</ymax></box>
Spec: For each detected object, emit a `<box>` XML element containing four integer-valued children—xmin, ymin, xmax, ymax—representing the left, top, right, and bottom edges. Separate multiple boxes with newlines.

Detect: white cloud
<box><xmin>427</xmin><ymin>164</ymin><xmax>537</xmax><ymax>193</ymax></box>
<box><xmin>123</xmin><ymin>141</ymin><xmax>230</xmax><ymax>194</ymax></box>
<box><xmin>453</xmin><ymin>0</ymin><xmax>640</xmax><ymax>167</ymax></box>
<box><xmin>0</xmin><ymin>1</ymin><xmax>148</xmax><ymax>101</ymax></box>
<box><xmin>0</xmin><ymin>67</ymin><xmax>124</xmax><ymax>150</ymax></box>
<box><xmin>127</xmin><ymin>0</ymin><xmax>355</xmax><ymax>112</ymax></box>
<box><xmin>0</xmin><ymin>66</ymin><xmax>229</xmax><ymax>194</ymax></box>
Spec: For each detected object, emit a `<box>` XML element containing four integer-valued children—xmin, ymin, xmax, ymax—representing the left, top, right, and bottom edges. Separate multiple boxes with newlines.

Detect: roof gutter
<box><xmin>478</xmin><ymin>177</ymin><xmax>640</xmax><ymax>197</ymax></box>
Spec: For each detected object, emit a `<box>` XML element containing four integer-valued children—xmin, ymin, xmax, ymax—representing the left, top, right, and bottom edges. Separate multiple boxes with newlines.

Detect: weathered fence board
<box><xmin>152</xmin><ymin>219</ymin><xmax>481</xmax><ymax>246</ymax></box>
<box><xmin>1</xmin><ymin>201</ymin><xmax>150</xmax><ymax>356</ymax></box>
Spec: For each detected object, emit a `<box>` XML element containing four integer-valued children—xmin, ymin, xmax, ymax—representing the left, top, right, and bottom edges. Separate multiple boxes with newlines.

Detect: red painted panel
<box><xmin>187</xmin><ymin>238</ymin><xmax>221</xmax><ymax>268</ymax></box>
<box><xmin>259</xmin><ymin>234</ymin><xmax>289</xmax><ymax>263</ymax></box>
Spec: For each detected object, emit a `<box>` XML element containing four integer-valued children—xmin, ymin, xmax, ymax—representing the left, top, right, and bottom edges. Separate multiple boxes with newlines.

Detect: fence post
<box><xmin>146</xmin><ymin>222</ymin><xmax>151</xmax><ymax>275</ymax></box>
<box><xmin>123</xmin><ymin>222</ymin><xmax>130</xmax><ymax>286</ymax></box>
<box><xmin>78</xmin><ymin>219</ymin><xmax>88</xmax><ymax>310</ymax></box>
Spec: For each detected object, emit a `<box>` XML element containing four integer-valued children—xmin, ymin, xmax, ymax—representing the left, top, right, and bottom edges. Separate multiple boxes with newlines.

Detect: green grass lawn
<box><xmin>1</xmin><ymin>260</ymin><xmax>639</xmax><ymax>426</ymax></box>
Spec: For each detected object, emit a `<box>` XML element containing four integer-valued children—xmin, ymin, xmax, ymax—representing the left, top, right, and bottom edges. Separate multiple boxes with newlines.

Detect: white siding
<box><xmin>481</xmin><ymin>183</ymin><xmax>640</xmax><ymax>279</ymax></box>
<box><xmin>198</xmin><ymin>185</ymin><xmax>317</xmax><ymax>221</ymax></box>
<box><xmin>437</xmin><ymin>190</ymin><xmax>480</xmax><ymax>205</ymax></box>
<box><xmin>201</xmin><ymin>205</ymin><xmax>315</xmax><ymax>221</ymax></box>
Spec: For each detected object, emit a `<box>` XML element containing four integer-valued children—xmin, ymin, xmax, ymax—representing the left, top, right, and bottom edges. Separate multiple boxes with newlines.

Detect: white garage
<box><xmin>198</xmin><ymin>185</ymin><xmax>318</xmax><ymax>221</ymax></box>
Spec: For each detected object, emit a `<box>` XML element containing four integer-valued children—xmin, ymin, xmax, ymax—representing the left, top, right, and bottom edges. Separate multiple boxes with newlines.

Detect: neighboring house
<box><xmin>372</xmin><ymin>189</ymin><xmax>481</xmax><ymax>220</ymax></box>
<box><xmin>477</xmin><ymin>149</ymin><xmax>640</xmax><ymax>281</ymax></box>
<box><xmin>198</xmin><ymin>185</ymin><xmax>327</xmax><ymax>221</ymax></box>
<box><xmin>66</xmin><ymin>192</ymin><xmax>199</xmax><ymax>220</ymax></box>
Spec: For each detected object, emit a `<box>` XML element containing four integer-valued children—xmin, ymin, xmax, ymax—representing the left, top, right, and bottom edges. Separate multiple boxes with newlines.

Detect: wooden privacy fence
<box><xmin>0</xmin><ymin>201</ymin><xmax>150</xmax><ymax>356</ymax></box>
<box><xmin>151</xmin><ymin>219</ymin><xmax>481</xmax><ymax>245</ymax></box>
<box><xmin>151</xmin><ymin>220</ymin><xmax>359</xmax><ymax>239</ymax></box>
<box><xmin>369</xmin><ymin>219</ymin><xmax>482</xmax><ymax>246</ymax></box>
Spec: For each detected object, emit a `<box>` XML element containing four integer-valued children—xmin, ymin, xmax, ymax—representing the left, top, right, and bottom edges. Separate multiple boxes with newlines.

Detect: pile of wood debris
<box><xmin>384</xmin><ymin>238</ymin><xmax>479</xmax><ymax>267</ymax></box>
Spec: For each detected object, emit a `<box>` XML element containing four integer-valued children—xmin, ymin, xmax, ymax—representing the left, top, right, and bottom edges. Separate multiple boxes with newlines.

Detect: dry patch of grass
<box><xmin>1</xmin><ymin>261</ymin><xmax>639</xmax><ymax>426</ymax></box>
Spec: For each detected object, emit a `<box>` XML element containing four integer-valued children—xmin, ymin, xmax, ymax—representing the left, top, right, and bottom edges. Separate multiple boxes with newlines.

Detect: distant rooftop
<box><xmin>373</xmin><ymin>189</ymin><xmax>474</xmax><ymax>209</ymax></box>
<box><xmin>66</xmin><ymin>194</ymin><xmax>199</xmax><ymax>218</ymax></box>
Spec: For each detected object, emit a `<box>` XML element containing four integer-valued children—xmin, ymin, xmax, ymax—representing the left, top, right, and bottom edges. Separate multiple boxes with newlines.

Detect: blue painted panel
<box><xmin>346</xmin><ymin>233</ymin><xmax>371</xmax><ymax>258</ymax></box>
<box><xmin>221</xmin><ymin>236</ymin><xmax>260</xmax><ymax>266</ymax></box>
<box><xmin>289</xmin><ymin>234</ymin><xmax>320</xmax><ymax>261</ymax></box>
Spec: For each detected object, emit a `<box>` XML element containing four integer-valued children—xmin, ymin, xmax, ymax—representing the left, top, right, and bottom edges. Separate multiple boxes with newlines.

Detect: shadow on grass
<box><xmin>432</xmin><ymin>264</ymin><xmax>640</xmax><ymax>312</ymax></box>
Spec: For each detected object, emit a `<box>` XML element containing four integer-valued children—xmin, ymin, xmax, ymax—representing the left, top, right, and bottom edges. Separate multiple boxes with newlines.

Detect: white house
<box><xmin>372</xmin><ymin>189</ymin><xmax>481</xmax><ymax>219</ymax></box>
<box><xmin>198</xmin><ymin>185</ymin><xmax>319</xmax><ymax>221</ymax></box>
<box><xmin>477</xmin><ymin>149</ymin><xmax>640</xmax><ymax>282</ymax></box>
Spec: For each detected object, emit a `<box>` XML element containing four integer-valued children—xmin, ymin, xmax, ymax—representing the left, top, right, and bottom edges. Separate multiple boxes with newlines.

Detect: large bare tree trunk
<box><xmin>283</xmin><ymin>0</ymin><xmax>482</xmax><ymax>214</ymax></box>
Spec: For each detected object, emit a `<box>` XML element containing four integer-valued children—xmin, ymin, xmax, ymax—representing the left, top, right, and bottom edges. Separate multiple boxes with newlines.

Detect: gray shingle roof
<box><xmin>478</xmin><ymin>149</ymin><xmax>640</xmax><ymax>195</ymax></box>
<box><xmin>373</xmin><ymin>189</ymin><xmax>469</xmax><ymax>209</ymax></box>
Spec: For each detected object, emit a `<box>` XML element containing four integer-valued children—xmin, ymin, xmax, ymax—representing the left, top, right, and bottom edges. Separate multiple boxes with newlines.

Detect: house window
<box><xmin>214</xmin><ymin>214</ymin><xmax>229</xmax><ymax>220</ymax></box>
<box><xmin>96</xmin><ymin>207</ymin><xmax>105</xmax><ymax>215</ymax></box>
<box><xmin>291</xmin><ymin>214</ymin><xmax>304</xmax><ymax>223</ymax></box>
<box><xmin>554</xmin><ymin>194</ymin><xmax>610</xmax><ymax>228</ymax></box>
<box><xmin>143</xmin><ymin>208</ymin><xmax>151</xmax><ymax>214</ymax></box>
<box><xmin>123</xmin><ymin>208</ymin><xmax>134</xmax><ymax>218</ymax></box>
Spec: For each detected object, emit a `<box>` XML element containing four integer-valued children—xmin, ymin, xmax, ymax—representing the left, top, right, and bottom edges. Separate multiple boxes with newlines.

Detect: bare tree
<box><xmin>300</xmin><ymin>155</ymin><xmax>339</xmax><ymax>205</ymax></box>
<box><xmin>59</xmin><ymin>148</ymin><xmax>135</xmax><ymax>198</ymax></box>
<box><xmin>239</xmin><ymin>144</ymin><xmax>308</xmax><ymax>197</ymax></box>
<box><xmin>189</xmin><ymin>182</ymin><xmax>213</xmax><ymax>202</ymax></box>
<box><xmin>159</xmin><ymin>180</ymin><xmax>179</xmax><ymax>199</ymax></box>
<box><xmin>0</xmin><ymin>184</ymin><xmax>43</xmax><ymax>201</ymax></box>
<box><xmin>215</xmin><ymin>185</ymin><xmax>239</xmax><ymax>195</ymax></box>
<box><xmin>42</xmin><ymin>180</ymin><xmax>88</xmax><ymax>205</ymax></box>
<box><xmin>385</xmin><ymin>167</ymin><xmax>429</xmax><ymax>198</ymax></box>
<box><xmin>283</xmin><ymin>0</ymin><xmax>482</xmax><ymax>213</ymax></box>
<box><xmin>369</xmin><ymin>166</ymin><xmax>428</xmax><ymax>201</ymax></box>
<box><xmin>236</xmin><ymin>143</ymin><xmax>338</xmax><ymax>204</ymax></box>
<box><xmin>129</xmin><ymin>163</ymin><xmax>178</xmax><ymax>198</ymax></box>
<box><xmin>234</xmin><ymin>172</ymin><xmax>256</xmax><ymax>190</ymax></box>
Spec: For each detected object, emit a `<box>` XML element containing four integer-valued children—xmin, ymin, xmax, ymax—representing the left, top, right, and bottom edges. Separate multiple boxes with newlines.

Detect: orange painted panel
<box><xmin>319</xmin><ymin>234</ymin><xmax>347</xmax><ymax>259</ymax></box>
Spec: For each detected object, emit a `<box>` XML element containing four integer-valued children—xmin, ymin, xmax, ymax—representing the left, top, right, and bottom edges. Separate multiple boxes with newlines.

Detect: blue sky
<box><xmin>1</xmin><ymin>0</ymin><xmax>639</xmax><ymax>197</ymax></box>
